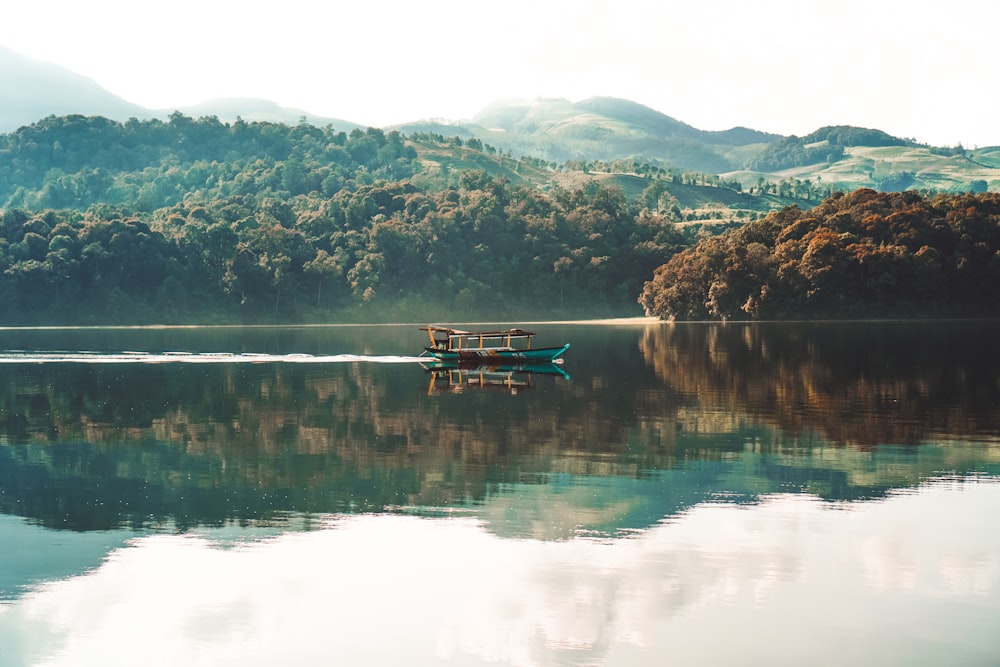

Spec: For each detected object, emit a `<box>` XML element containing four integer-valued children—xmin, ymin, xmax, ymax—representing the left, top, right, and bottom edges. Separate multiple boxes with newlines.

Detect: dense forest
<box><xmin>0</xmin><ymin>115</ymin><xmax>689</xmax><ymax>322</ymax></box>
<box><xmin>639</xmin><ymin>189</ymin><xmax>1000</xmax><ymax>320</ymax></box>
<box><xmin>0</xmin><ymin>114</ymin><xmax>998</xmax><ymax>324</ymax></box>
<box><xmin>0</xmin><ymin>181</ymin><xmax>693</xmax><ymax>323</ymax></box>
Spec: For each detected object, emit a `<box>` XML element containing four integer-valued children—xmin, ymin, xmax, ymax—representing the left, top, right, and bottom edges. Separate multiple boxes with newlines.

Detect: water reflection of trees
<box><xmin>1</xmin><ymin>322</ymin><xmax>999</xmax><ymax>532</ymax></box>
<box><xmin>0</xmin><ymin>362</ymin><xmax>637</xmax><ymax>529</ymax></box>
<box><xmin>639</xmin><ymin>321</ymin><xmax>1000</xmax><ymax>447</ymax></box>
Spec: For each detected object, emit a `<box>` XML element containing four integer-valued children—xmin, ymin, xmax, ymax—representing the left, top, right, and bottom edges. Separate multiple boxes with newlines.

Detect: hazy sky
<box><xmin>2</xmin><ymin>0</ymin><xmax>997</xmax><ymax>147</ymax></box>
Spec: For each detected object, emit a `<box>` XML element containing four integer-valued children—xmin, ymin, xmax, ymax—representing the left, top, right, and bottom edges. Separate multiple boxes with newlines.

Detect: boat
<box><xmin>419</xmin><ymin>326</ymin><xmax>570</xmax><ymax>363</ymax></box>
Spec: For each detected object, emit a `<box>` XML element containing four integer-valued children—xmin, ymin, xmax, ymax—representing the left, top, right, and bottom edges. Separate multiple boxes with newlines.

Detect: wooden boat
<box><xmin>419</xmin><ymin>325</ymin><xmax>570</xmax><ymax>363</ymax></box>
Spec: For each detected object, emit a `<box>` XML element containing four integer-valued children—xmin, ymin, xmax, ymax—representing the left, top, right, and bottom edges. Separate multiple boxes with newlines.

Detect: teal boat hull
<box><xmin>423</xmin><ymin>343</ymin><xmax>570</xmax><ymax>363</ymax></box>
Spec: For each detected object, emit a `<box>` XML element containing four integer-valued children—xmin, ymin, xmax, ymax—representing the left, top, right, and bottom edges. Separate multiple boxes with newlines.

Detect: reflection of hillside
<box><xmin>1</xmin><ymin>321</ymin><xmax>999</xmax><ymax>533</ymax></box>
<box><xmin>0</xmin><ymin>363</ymin><xmax>639</xmax><ymax>529</ymax></box>
<box><xmin>0</xmin><ymin>360</ymin><xmax>644</xmax><ymax>462</ymax></box>
<box><xmin>639</xmin><ymin>322</ymin><xmax>1000</xmax><ymax>447</ymax></box>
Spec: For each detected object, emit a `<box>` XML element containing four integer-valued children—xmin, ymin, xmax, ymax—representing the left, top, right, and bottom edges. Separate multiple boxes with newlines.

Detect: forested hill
<box><xmin>0</xmin><ymin>113</ymin><xmax>418</xmax><ymax>209</ymax></box>
<box><xmin>0</xmin><ymin>114</ymin><xmax>694</xmax><ymax>324</ymax></box>
<box><xmin>745</xmin><ymin>126</ymin><xmax>918</xmax><ymax>171</ymax></box>
<box><xmin>0</xmin><ymin>178</ymin><xmax>687</xmax><ymax>324</ymax></box>
<box><xmin>1</xmin><ymin>113</ymin><xmax>998</xmax><ymax>325</ymax></box>
<box><xmin>639</xmin><ymin>189</ymin><xmax>1000</xmax><ymax>320</ymax></box>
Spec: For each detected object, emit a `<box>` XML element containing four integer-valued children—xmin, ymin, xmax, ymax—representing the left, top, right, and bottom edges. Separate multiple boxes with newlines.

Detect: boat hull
<box><xmin>422</xmin><ymin>343</ymin><xmax>570</xmax><ymax>363</ymax></box>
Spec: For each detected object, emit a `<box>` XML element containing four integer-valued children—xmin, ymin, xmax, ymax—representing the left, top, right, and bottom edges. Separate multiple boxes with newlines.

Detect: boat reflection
<box><xmin>420</xmin><ymin>360</ymin><xmax>570</xmax><ymax>395</ymax></box>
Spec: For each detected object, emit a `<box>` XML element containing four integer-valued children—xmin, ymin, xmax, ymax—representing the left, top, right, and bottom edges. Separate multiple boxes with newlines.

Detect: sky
<box><xmin>2</xmin><ymin>0</ymin><xmax>998</xmax><ymax>147</ymax></box>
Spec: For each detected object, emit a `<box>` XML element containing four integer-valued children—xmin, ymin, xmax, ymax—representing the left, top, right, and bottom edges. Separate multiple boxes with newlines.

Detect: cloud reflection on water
<box><xmin>1</xmin><ymin>478</ymin><xmax>997</xmax><ymax>667</ymax></box>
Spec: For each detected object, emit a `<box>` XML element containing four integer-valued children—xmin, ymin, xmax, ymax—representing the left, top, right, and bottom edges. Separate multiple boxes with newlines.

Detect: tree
<box><xmin>304</xmin><ymin>248</ymin><xmax>346</xmax><ymax>309</ymax></box>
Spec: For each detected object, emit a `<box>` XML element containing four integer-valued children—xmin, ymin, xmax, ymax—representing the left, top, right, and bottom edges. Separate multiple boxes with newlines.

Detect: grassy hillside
<box><xmin>397</xmin><ymin>100</ymin><xmax>1000</xmax><ymax>195</ymax></box>
<box><xmin>726</xmin><ymin>145</ymin><xmax>999</xmax><ymax>193</ymax></box>
<box><xmin>410</xmin><ymin>140</ymin><xmax>552</xmax><ymax>186</ymax></box>
<box><xmin>396</xmin><ymin>98</ymin><xmax>760</xmax><ymax>173</ymax></box>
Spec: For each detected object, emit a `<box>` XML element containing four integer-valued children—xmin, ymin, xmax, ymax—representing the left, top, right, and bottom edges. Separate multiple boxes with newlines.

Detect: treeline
<box><xmin>639</xmin><ymin>189</ymin><xmax>1000</xmax><ymax>320</ymax></box>
<box><xmin>0</xmin><ymin>173</ymin><xmax>686</xmax><ymax>324</ymax></box>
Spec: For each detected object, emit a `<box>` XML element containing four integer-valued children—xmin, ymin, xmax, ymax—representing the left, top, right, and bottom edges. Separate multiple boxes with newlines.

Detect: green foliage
<box><xmin>877</xmin><ymin>171</ymin><xmax>916</xmax><ymax>192</ymax></box>
<box><xmin>0</xmin><ymin>167</ymin><xmax>688</xmax><ymax>323</ymax></box>
<box><xmin>0</xmin><ymin>115</ymin><xmax>418</xmax><ymax>211</ymax></box>
<box><xmin>639</xmin><ymin>190</ymin><xmax>1000</xmax><ymax>320</ymax></box>
<box><xmin>802</xmin><ymin>126</ymin><xmax>915</xmax><ymax>148</ymax></box>
<box><xmin>747</xmin><ymin>137</ymin><xmax>845</xmax><ymax>171</ymax></box>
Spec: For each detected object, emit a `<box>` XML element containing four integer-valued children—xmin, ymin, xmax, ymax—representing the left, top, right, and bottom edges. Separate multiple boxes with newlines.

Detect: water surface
<box><xmin>0</xmin><ymin>321</ymin><xmax>997</xmax><ymax>665</ymax></box>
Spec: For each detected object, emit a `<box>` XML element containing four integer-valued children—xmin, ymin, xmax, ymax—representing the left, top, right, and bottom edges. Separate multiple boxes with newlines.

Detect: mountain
<box><xmin>468</xmin><ymin>96</ymin><xmax>774</xmax><ymax>145</ymax></box>
<box><xmin>392</xmin><ymin>97</ymin><xmax>999</xmax><ymax>194</ymax></box>
<box><xmin>447</xmin><ymin>99</ymin><xmax>998</xmax><ymax>194</ymax></box>
<box><xmin>0</xmin><ymin>46</ymin><xmax>150</xmax><ymax>131</ymax></box>
<box><xmin>165</xmin><ymin>98</ymin><xmax>363</xmax><ymax>132</ymax></box>
<box><xmin>0</xmin><ymin>46</ymin><xmax>996</xmax><ymax>194</ymax></box>
<box><xmin>393</xmin><ymin>97</ymin><xmax>781</xmax><ymax>173</ymax></box>
<box><xmin>0</xmin><ymin>48</ymin><xmax>362</xmax><ymax>134</ymax></box>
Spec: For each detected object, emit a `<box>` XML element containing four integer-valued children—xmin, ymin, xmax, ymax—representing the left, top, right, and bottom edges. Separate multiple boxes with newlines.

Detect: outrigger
<box><xmin>419</xmin><ymin>325</ymin><xmax>570</xmax><ymax>363</ymax></box>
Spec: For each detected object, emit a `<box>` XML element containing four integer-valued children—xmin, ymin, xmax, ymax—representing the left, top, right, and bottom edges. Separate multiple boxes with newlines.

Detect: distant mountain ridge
<box><xmin>163</xmin><ymin>97</ymin><xmax>363</xmax><ymax>132</ymax></box>
<box><xmin>0</xmin><ymin>47</ymin><xmax>362</xmax><ymax>133</ymax></box>
<box><xmin>464</xmin><ymin>96</ymin><xmax>778</xmax><ymax>146</ymax></box>
<box><xmin>0</xmin><ymin>46</ymin><xmax>148</xmax><ymax>130</ymax></box>
<box><xmin>1</xmin><ymin>45</ymin><xmax>997</xmax><ymax>194</ymax></box>
<box><xmin>405</xmin><ymin>96</ymin><xmax>784</xmax><ymax>172</ymax></box>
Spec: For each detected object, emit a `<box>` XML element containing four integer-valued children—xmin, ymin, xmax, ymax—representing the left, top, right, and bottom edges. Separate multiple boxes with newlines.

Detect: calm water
<box><xmin>0</xmin><ymin>321</ymin><xmax>998</xmax><ymax>666</ymax></box>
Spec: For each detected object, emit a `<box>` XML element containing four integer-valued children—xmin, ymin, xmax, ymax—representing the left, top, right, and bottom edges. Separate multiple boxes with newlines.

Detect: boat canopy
<box><xmin>420</xmin><ymin>325</ymin><xmax>535</xmax><ymax>351</ymax></box>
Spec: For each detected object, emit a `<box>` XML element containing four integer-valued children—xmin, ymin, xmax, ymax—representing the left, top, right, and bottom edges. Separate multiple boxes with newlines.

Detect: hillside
<box><xmin>1</xmin><ymin>44</ymin><xmax>998</xmax><ymax>203</ymax></box>
<box><xmin>0</xmin><ymin>113</ymin><xmax>995</xmax><ymax>325</ymax></box>
<box><xmin>0</xmin><ymin>112</ymin><xmax>799</xmax><ymax>230</ymax></box>
<box><xmin>726</xmin><ymin>145</ymin><xmax>998</xmax><ymax>194</ymax></box>
<box><xmin>0</xmin><ymin>113</ymin><xmax>800</xmax><ymax>325</ymax></box>
<box><xmin>395</xmin><ymin>97</ymin><xmax>776</xmax><ymax>173</ymax></box>
<box><xmin>396</xmin><ymin>100</ymin><xmax>1000</xmax><ymax>193</ymax></box>
<box><xmin>0</xmin><ymin>116</ymin><xmax>696</xmax><ymax>324</ymax></box>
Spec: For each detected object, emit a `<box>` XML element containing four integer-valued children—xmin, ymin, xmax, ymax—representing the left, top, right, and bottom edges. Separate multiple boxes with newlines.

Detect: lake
<box><xmin>0</xmin><ymin>320</ymin><xmax>998</xmax><ymax>666</ymax></box>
